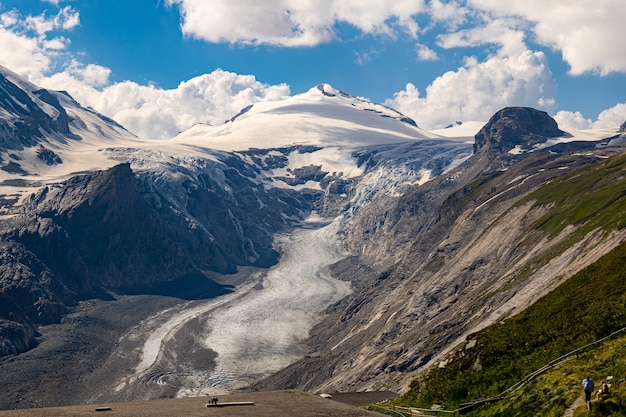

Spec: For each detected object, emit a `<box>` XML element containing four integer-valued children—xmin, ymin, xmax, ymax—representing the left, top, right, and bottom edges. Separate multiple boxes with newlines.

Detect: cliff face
<box><xmin>12</xmin><ymin>163</ymin><xmax>235</xmax><ymax>292</ymax></box>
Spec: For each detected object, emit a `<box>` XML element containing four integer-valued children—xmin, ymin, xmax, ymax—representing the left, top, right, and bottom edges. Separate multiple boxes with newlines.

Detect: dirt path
<box><xmin>563</xmin><ymin>393</ymin><xmax>585</xmax><ymax>417</ymax></box>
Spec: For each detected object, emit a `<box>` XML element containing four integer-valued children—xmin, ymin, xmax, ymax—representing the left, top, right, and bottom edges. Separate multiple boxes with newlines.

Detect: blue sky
<box><xmin>0</xmin><ymin>0</ymin><xmax>624</xmax><ymax>139</ymax></box>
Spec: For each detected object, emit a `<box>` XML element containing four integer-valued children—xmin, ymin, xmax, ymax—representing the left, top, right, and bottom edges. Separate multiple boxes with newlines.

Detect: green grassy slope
<box><xmin>523</xmin><ymin>152</ymin><xmax>626</xmax><ymax>236</ymax></box>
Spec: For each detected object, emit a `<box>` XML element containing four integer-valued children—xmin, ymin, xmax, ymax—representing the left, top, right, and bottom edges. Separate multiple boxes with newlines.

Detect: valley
<box><xmin>108</xmin><ymin>218</ymin><xmax>351</xmax><ymax>401</ymax></box>
<box><xmin>0</xmin><ymin>217</ymin><xmax>351</xmax><ymax>408</ymax></box>
<box><xmin>1</xmin><ymin>65</ymin><xmax>625</xmax><ymax>415</ymax></box>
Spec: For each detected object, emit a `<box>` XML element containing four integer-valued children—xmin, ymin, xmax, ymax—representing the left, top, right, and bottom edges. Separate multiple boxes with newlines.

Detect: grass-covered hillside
<box><xmin>395</xmin><ymin>151</ymin><xmax>626</xmax><ymax>416</ymax></box>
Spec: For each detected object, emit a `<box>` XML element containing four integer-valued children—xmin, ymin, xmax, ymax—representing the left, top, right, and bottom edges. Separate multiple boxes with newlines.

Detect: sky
<box><xmin>0</xmin><ymin>0</ymin><xmax>624</xmax><ymax>139</ymax></box>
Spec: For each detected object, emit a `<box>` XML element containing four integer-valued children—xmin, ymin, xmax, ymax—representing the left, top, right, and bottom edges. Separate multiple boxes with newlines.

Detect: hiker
<box><xmin>582</xmin><ymin>375</ymin><xmax>595</xmax><ymax>409</ymax></box>
<box><xmin>596</xmin><ymin>380</ymin><xmax>610</xmax><ymax>401</ymax></box>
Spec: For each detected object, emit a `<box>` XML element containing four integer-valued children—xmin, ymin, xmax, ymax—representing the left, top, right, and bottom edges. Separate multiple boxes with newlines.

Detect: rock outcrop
<box><xmin>474</xmin><ymin>107</ymin><xmax>565</xmax><ymax>154</ymax></box>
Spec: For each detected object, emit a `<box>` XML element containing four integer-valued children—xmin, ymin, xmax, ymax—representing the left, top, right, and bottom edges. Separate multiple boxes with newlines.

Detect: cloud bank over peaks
<box><xmin>41</xmin><ymin>69</ymin><xmax>291</xmax><ymax>139</ymax></box>
<box><xmin>385</xmin><ymin>49</ymin><xmax>556</xmax><ymax>130</ymax></box>
<box><xmin>0</xmin><ymin>1</ymin><xmax>623</xmax><ymax>139</ymax></box>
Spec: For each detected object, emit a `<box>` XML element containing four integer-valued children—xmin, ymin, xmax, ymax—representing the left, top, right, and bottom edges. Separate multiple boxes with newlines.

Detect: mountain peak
<box><xmin>312</xmin><ymin>83</ymin><xmax>348</xmax><ymax>98</ymax></box>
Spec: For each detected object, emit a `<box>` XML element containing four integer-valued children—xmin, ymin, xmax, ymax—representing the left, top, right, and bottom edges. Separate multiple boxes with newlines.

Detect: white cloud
<box><xmin>0</xmin><ymin>26</ymin><xmax>50</xmax><ymax>78</ymax></box>
<box><xmin>165</xmin><ymin>0</ymin><xmax>427</xmax><ymax>46</ymax></box>
<box><xmin>553</xmin><ymin>111</ymin><xmax>593</xmax><ymax>130</ymax></box>
<box><xmin>24</xmin><ymin>6</ymin><xmax>79</xmax><ymax>35</ymax></box>
<box><xmin>49</xmin><ymin>60</ymin><xmax>112</xmax><ymax>87</ymax></box>
<box><xmin>468</xmin><ymin>0</ymin><xmax>626</xmax><ymax>75</ymax></box>
<box><xmin>427</xmin><ymin>0</ymin><xmax>468</xmax><ymax>28</ymax></box>
<box><xmin>416</xmin><ymin>43</ymin><xmax>438</xmax><ymax>61</ymax></box>
<box><xmin>385</xmin><ymin>50</ymin><xmax>556</xmax><ymax>129</ymax></box>
<box><xmin>555</xmin><ymin>102</ymin><xmax>626</xmax><ymax>130</ymax></box>
<box><xmin>595</xmin><ymin>103</ymin><xmax>626</xmax><ymax>128</ymax></box>
<box><xmin>436</xmin><ymin>18</ymin><xmax>527</xmax><ymax>57</ymax></box>
<box><xmin>0</xmin><ymin>7</ymin><xmax>79</xmax><ymax>78</ymax></box>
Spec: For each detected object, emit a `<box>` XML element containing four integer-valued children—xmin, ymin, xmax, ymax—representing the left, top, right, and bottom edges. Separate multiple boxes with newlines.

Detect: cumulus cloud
<box><xmin>469</xmin><ymin>0</ymin><xmax>626</xmax><ymax>75</ymax></box>
<box><xmin>24</xmin><ymin>6</ymin><xmax>79</xmax><ymax>34</ymax></box>
<box><xmin>165</xmin><ymin>0</ymin><xmax>427</xmax><ymax>46</ymax></box>
<box><xmin>427</xmin><ymin>0</ymin><xmax>468</xmax><ymax>28</ymax></box>
<box><xmin>385</xmin><ymin>50</ymin><xmax>556</xmax><ymax>129</ymax></box>
<box><xmin>436</xmin><ymin>18</ymin><xmax>527</xmax><ymax>57</ymax></box>
<box><xmin>0</xmin><ymin>24</ymin><xmax>50</xmax><ymax>77</ymax></box>
<box><xmin>98</xmin><ymin>71</ymin><xmax>290</xmax><ymax>139</ymax></box>
<box><xmin>555</xmin><ymin>102</ymin><xmax>626</xmax><ymax>130</ymax></box>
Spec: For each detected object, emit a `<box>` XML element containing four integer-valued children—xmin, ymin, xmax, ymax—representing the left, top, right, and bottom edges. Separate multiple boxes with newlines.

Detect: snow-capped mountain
<box><xmin>1</xmin><ymin>65</ymin><xmax>625</xmax><ymax>409</ymax></box>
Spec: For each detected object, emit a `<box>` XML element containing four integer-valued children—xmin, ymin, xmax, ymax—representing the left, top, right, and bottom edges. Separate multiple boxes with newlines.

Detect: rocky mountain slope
<box><xmin>0</xmin><ymin>65</ymin><xmax>624</xmax><ymax>407</ymax></box>
<box><xmin>255</xmin><ymin>108</ymin><xmax>626</xmax><ymax>394</ymax></box>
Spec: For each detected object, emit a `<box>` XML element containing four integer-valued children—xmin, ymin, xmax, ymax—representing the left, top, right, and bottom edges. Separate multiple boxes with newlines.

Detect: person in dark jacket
<box><xmin>582</xmin><ymin>375</ymin><xmax>595</xmax><ymax>409</ymax></box>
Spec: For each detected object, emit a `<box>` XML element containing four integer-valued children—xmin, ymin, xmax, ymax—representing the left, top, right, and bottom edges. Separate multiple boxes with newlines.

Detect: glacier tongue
<box><xmin>192</xmin><ymin>221</ymin><xmax>351</xmax><ymax>394</ymax></box>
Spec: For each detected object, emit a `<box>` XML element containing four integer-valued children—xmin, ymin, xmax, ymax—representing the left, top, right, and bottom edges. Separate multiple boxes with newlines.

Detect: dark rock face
<box><xmin>11</xmin><ymin>163</ymin><xmax>236</xmax><ymax>293</ymax></box>
<box><xmin>619</xmin><ymin>120</ymin><xmax>626</xmax><ymax>133</ymax></box>
<box><xmin>0</xmin><ymin>156</ymin><xmax>318</xmax><ymax>356</ymax></box>
<box><xmin>0</xmin><ymin>163</ymin><xmax>235</xmax><ymax>355</ymax></box>
<box><xmin>0</xmin><ymin>241</ymin><xmax>72</xmax><ymax>356</ymax></box>
<box><xmin>474</xmin><ymin>107</ymin><xmax>565</xmax><ymax>153</ymax></box>
<box><xmin>36</xmin><ymin>146</ymin><xmax>63</xmax><ymax>165</ymax></box>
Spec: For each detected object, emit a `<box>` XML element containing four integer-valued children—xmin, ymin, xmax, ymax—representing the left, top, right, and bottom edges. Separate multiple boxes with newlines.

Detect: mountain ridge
<box><xmin>0</xmin><ymin>66</ymin><xmax>624</xmax><ymax>409</ymax></box>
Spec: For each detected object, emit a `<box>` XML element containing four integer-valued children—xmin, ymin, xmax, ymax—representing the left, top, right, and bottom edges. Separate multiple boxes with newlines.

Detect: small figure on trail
<box><xmin>210</xmin><ymin>396</ymin><xmax>219</xmax><ymax>406</ymax></box>
<box><xmin>596</xmin><ymin>380</ymin><xmax>610</xmax><ymax>401</ymax></box>
<box><xmin>582</xmin><ymin>375</ymin><xmax>595</xmax><ymax>409</ymax></box>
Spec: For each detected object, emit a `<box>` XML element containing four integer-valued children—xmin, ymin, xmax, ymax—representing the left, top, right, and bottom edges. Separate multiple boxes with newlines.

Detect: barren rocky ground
<box><xmin>0</xmin><ymin>294</ymin><xmax>185</xmax><ymax>409</ymax></box>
